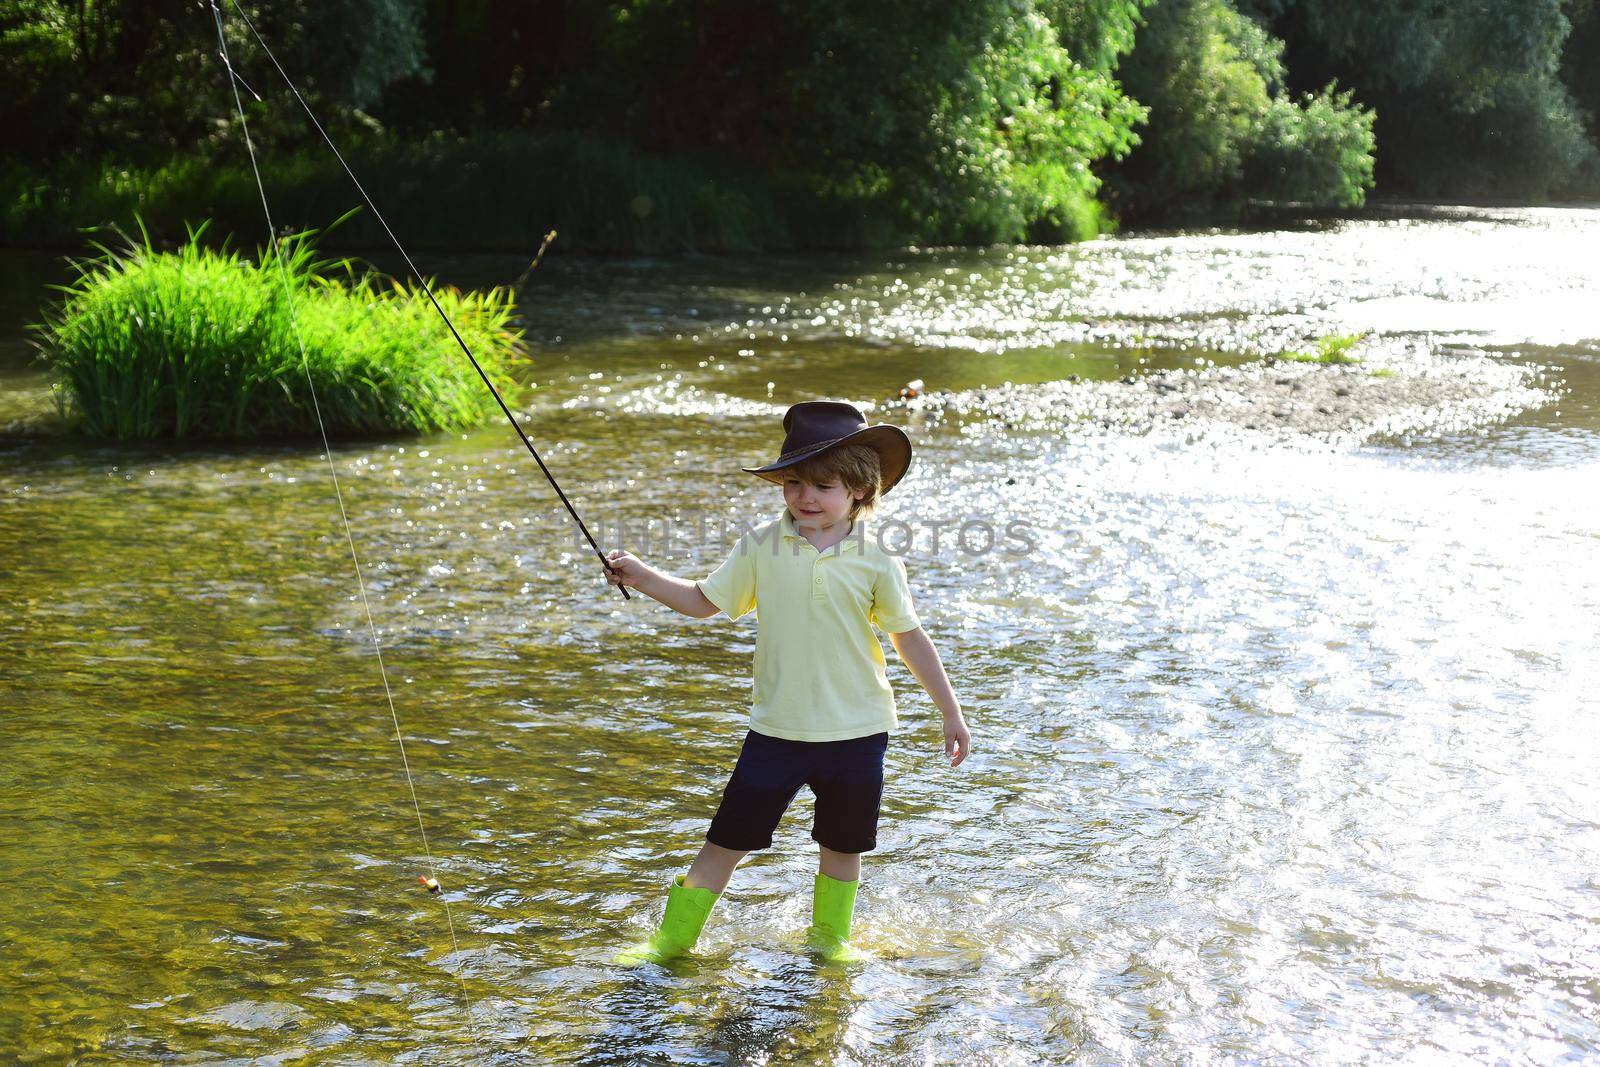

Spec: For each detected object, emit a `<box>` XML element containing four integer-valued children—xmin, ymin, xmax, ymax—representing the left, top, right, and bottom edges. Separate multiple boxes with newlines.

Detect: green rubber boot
<box><xmin>806</xmin><ymin>872</ymin><xmax>866</xmax><ymax>963</ymax></box>
<box><xmin>614</xmin><ymin>875</ymin><xmax>720</xmax><ymax>966</ymax></box>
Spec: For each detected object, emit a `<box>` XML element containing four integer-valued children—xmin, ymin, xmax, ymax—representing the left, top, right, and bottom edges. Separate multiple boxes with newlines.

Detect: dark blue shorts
<box><xmin>707</xmin><ymin>730</ymin><xmax>889</xmax><ymax>854</ymax></box>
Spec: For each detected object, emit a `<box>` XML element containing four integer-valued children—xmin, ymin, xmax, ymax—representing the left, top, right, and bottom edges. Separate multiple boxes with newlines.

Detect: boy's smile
<box><xmin>784</xmin><ymin>475</ymin><xmax>864</xmax><ymax>540</ymax></box>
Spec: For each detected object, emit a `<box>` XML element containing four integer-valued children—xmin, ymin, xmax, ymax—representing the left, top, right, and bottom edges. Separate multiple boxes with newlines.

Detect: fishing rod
<box><xmin>220</xmin><ymin>0</ymin><xmax>627</xmax><ymax>601</ymax></box>
<box><xmin>207</xmin><ymin>0</ymin><xmax>497</xmax><ymax>1051</ymax></box>
<box><xmin>207</xmin><ymin>3</ymin><xmax>641</xmax><ymax>1051</ymax></box>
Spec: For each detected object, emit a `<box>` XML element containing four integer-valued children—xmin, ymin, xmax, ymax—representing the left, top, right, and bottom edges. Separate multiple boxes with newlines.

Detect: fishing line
<box><xmin>209</xmin><ymin>3</ymin><xmax>486</xmax><ymax>1052</ymax></box>
<box><xmin>216</xmin><ymin>52</ymin><xmax>263</xmax><ymax>102</ymax></box>
<box><xmin>224</xmin><ymin>0</ymin><xmax>627</xmax><ymax>601</ymax></box>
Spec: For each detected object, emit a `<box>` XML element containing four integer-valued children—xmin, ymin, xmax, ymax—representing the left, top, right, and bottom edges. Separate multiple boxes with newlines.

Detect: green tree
<box><xmin>1109</xmin><ymin>0</ymin><xmax>1373</xmax><ymax>217</ymax></box>
<box><xmin>484</xmin><ymin>0</ymin><xmax>1152</xmax><ymax>242</ymax></box>
<box><xmin>1238</xmin><ymin>0</ymin><xmax>1599</xmax><ymax>196</ymax></box>
<box><xmin>1560</xmin><ymin>0</ymin><xmax>1600</xmax><ymax>148</ymax></box>
<box><xmin>0</xmin><ymin>1</ymin><xmax>426</xmax><ymax>165</ymax></box>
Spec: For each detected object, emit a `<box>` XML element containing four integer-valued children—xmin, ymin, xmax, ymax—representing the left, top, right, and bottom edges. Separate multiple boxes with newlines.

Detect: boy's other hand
<box><xmin>603</xmin><ymin>549</ymin><xmax>650</xmax><ymax>590</ymax></box>
<box><xmin>943</xmin><ymin>714</ymin><xmax>971</xmax><ymax>767</ymax></box>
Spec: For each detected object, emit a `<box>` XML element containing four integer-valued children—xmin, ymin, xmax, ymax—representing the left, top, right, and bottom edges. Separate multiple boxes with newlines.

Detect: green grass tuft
<box><xmin>1279</xmin><ymin>332</ymin><xmax>1366</xmax><ymax>365</ymax></box>
<box><xmin>34</xmin><ymin>221</ymin><xmax>524</xmax><ymax>440</ymax></box>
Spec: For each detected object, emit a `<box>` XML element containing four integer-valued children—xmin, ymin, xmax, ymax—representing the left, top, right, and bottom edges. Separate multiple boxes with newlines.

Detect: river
<box><xmin>2</xmin><ymin>204</ymin><xmax>1597</xmax><ymax>1063</ymax></box>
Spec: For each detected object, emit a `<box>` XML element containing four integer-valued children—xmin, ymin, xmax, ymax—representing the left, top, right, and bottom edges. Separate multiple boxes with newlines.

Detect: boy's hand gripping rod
<box><xmin>219</xmin><ymin>0</ymin><xmax>627</xmax><ymax>599</ymax></box>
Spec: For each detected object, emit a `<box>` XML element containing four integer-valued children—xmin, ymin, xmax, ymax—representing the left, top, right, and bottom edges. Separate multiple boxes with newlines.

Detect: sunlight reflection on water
<box><xmin>2</xmin><ymin>206</ymin><xmax>1599</xmax><ymax>1062</ymax></box>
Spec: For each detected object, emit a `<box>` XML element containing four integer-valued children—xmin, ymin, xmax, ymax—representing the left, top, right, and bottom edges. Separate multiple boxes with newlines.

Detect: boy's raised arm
<box><xmin>604</xmin><ymin>549</ymin><xmax>720</xmax><ymax>618</ymax></box>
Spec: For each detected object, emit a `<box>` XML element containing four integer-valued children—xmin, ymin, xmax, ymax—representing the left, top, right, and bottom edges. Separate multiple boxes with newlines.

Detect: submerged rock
<box><xmin>186</xmin><ymin>1000</ymin><xmax>308</xmax><ymax>1032</ymax></box>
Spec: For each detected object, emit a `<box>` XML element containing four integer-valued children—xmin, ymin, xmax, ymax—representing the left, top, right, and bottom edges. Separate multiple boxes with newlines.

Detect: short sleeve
<box><xmin>870</xmin><ymin>554</ymin><xmax>921</xmax><ymax>634</ymax></box>
<box><xmin>696</xmin><ymin>535</ymin><xmax>757</xmax><ymax>620</ymax></box>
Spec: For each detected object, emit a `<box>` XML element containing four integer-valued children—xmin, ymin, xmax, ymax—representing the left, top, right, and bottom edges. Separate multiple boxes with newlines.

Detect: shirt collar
<box><xmin>779</xmin><ymin>509</ymin><xmax>860</xmax><ymax>551</ymax></box>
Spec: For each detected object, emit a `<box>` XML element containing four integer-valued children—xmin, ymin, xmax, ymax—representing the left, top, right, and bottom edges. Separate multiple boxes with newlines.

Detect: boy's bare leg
<box><xmin>817</xmin><ymin>844</ymin><xmax>861</xmax><ymax>882</ymax></box>
<box><xmin>685</xmin><ymin>841</ymin><xmax>749</xmax><ymax>893</ymax></box>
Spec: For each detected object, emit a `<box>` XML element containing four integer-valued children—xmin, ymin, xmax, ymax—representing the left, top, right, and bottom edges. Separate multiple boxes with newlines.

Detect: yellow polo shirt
<box><xmin>696</xmin><ymin>509</ymin><xmax>922</xmax><ymax>742</ymax></box>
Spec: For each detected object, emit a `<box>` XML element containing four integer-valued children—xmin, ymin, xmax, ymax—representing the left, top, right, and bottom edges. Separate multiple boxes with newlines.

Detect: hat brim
<box><xmin>740</xmin><ymin>424</ymin><xmax>913</xmax><ymax>495</ymax></box>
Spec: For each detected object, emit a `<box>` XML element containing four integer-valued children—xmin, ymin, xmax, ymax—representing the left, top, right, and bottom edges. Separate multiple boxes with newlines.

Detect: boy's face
<box><xmin>783</xmin><ymin>473</ymin><xmax>865</xmax><ymax>531</ymax></box>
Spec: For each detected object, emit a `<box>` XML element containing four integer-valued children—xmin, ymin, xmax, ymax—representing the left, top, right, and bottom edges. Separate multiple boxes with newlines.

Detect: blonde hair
<box><xmin>787</xmin><ymin>443</ymin><xmax>884</xmax><ymax>520</ymax></box>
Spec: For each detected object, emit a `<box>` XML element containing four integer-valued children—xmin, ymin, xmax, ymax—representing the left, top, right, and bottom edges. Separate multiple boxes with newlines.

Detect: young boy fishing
<box><xmin>604</xmin><ymin>400</ymin><xmax>971</xmax><ymax>965</ymax></box>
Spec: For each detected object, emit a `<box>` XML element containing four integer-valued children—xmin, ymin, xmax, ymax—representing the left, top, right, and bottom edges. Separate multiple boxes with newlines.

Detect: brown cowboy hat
<box><xmin>741</xmin><ymin>400</ymin><xmax>913</xmax><ymax>494</ymax></box>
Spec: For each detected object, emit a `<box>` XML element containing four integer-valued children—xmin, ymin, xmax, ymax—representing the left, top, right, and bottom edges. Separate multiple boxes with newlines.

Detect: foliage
<box><xmin>35</xmin><ymin>223</ymin><xmax>523</xmax><ymax>439</ymax></box>
<box><xmin>293</xmin><ymin>0</ymin><xmax>428</xmax><ymax>109</ymax></box>
<box><xmin>1278</xmin><ymin>332</ymin><xmax>1364</xmax><ymax>364</ymax></box>
<box><xmin>910</xmin><ymin>8</ymin><xmax>1148</xmax><ymax>242</ymax></box>
<box><xmin>1564</xmin><ymin>0</ymin><xmax>1600</xmax><ymax>140</ymax></box>
<box><xmin>0</xmin><ymin>1</ymin><xmax>427</xmax><ymax>166</ymax></box>
<box><xmin>3</xmin><ymin>0</ymin><xmax>1596</xmax><ymax>247</ymax></box>
<box><xmin>1046</xmin><ymin>0</ymin><xmax>1155</xmax><ymax>72</ymax></box>
<box><xmin>1109</xmin><ymin>0</ymin><xmax>1374</xmax><ymax>217</ymax></box>
<box><xmin>2</xmin><ymin>0</ymin><xmax>1155</xmax><ymax>248</ymax></box>
<box><xmin>1244</xmin><ymin>86</ymin><xmax>1375</xmax><ymax>207</ymax></box>
<box><xmin>2</xmin><ymin>134</ymin><xmax>794</xmax><ymax>253</ymax></box>
<box><xmin>1237</xmin><ymin>0</ymin><xmax>1600</xmax><ymax>197</ymax></box>
<box><xmin>530</xmin><ymin>0</ymin><xmax>1150</xmax><ymax>243</ymax></box>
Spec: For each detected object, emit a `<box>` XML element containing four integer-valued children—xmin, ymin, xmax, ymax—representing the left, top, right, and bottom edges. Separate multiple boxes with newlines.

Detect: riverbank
<box><xmin>1</xmin><ymin>136</ymin><xmax>799</xmax><ymax>254</ymax></box>
<box><xmin>0</xmin><ymin>133</ymin><xmax>1098</xmax><ymax>256</ymax></box>
<box><xmin>9</xmin><ymin>141</ymin><xmax>1596</xmax><ymax>260</ymax></box>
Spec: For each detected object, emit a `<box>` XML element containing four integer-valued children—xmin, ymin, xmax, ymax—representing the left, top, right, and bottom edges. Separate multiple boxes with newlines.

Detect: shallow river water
<box><xmin>2</xmin><ymin>205</ymin><xmax>1598</xmax><ymax>1064</ymax></box>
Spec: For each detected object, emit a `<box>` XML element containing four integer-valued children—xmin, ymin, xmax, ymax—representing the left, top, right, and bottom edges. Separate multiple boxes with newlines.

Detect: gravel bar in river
<box><xmin>891</xmin><ymin>340</ymin><xmax>1560</xmax><ymax>444</ymax></box>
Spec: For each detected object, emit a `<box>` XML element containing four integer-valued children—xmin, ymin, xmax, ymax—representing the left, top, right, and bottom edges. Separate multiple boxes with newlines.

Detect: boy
<box><xmin>604</xmin><ymin>400</ymin><xmax>970</xmax><ymax>965</ymax></box>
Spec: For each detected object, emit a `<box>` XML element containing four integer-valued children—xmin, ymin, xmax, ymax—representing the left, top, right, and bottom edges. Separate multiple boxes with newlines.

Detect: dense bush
<box><xmin>1</xmin><ymin>0</ymin><xmax>1154</xmax><ymax>248</ymax></box>
<box><xmin>1564</xmin><ymin>0</ymin><xmax>1600</xmax><ymax>143</ymax></box>
<box><xmin>0</xmin><ymin>0</ymin><xmax>427</xmax><ymax>165</ymax></box>
<box><xmin>904</xmin><ymin>8</ymin><xmax>1148</xmax><ymax>242</ymax></box>
<box><xmin>1240</xmin><ymin>0</ymin><xmax>1600</xmax><ymax>198</ymax></box>
<box><xmin>36</xmin><ymin>224</ymin><xmax>523</xmax><ymax>439</ymax></box>
<box><xmin>7</xmin><ymin>0</ymin><xmax>1593</xmax><ymax>246</ymax></box>
<box><xmin>1109</xmin><ymin>0</ymin><xmax>1373</xmax><ymax>218</ymax></box>
<box><xmin>1370</xmin><ymin>75</ymin><xmax>1598</xmax><ymax>200</ymax></box>
<box><xmin>1244</xmin><ymin>86</ymin><xmax>1375</xmax><ymax>207</ymax></box>
<box><xmin>2</xmin><ymin>134</ymin><xmax>793</xmax><ymax>253</ymax></box>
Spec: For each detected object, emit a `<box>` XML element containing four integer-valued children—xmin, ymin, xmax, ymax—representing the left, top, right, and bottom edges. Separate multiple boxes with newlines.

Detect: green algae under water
<box><xmin>3</xmin><ymin>206</ymin><xmax>1600</xmax><ymax>1063</ymax></box>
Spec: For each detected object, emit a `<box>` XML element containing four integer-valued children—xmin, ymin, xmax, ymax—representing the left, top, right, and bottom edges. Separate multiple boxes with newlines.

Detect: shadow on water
<box><xmin>576</xmin><ymin>955</ymin><xmax>862</xmax><ymax>1066</ymax></box>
